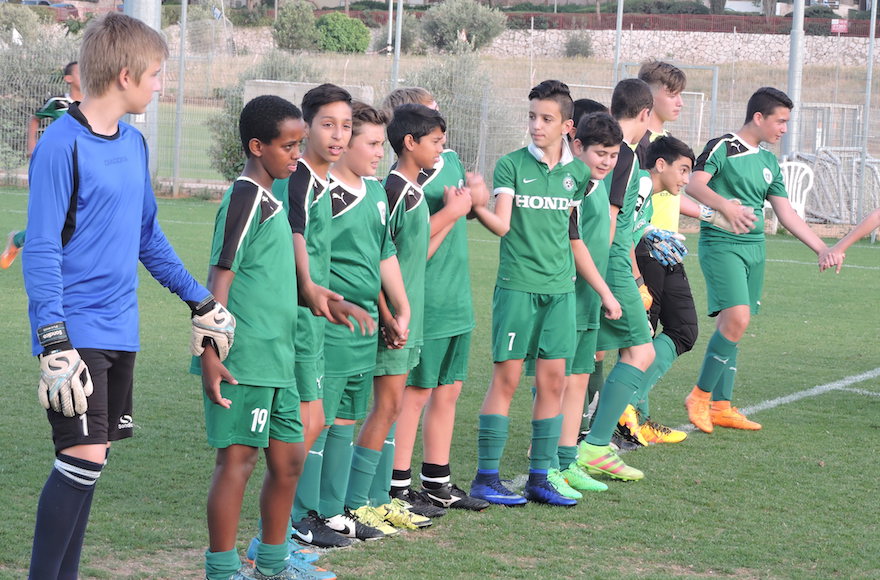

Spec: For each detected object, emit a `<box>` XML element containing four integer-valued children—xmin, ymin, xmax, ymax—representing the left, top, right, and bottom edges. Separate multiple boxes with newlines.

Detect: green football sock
<box><xmin>558</xmin><ymin>445</ymin><xmax>577</xmax><ymax>469</ymax></box>
<box><xmin>477</xmin><ymin>414</ymin><xmax>509</xmax><ymax>471</ymax></box>
<box><xmin>530</xmin><ymin>415</ymin><xmax>562</xmax><ymax>472</ymax></box>
<box><xmin>205</xmin><ymin>548</ymin><xmax>241</xmax><ymax>580</ymax></box>
<box><xmin>318</xmin><ymin>423</ymin><xmax>354</xmax><ymax>518</ymax></box>
<box><xmin>584</xmin><ymin>358</ymin><xmax>604</xmax><ymax>430</ymax></box>
<box><xmin>368</xmin><ymin>422</ymin><xmax>396</xmax><ymax>507</ymax></box>
<box><xmin>696</xmin><ymin>330</ymin><xmax>738</xmax><ymax>394</ymax></box>
<box><xmin>13</xmin><ymin>230</ymin><xmax>26</xmax><ymax>249</ymax></box>
<box><xmin>255</xmin><ymin>542</ymin><xmax>289</xmax><ymax>577</ymax></box>
<box><xmin>292</xmin><ymin>428</ymin><xmax>327</xmax><ymax>521</ymax></box>
<box><xmin>585</xmin><ymin>362</ymin><xmax>644</xmax><ymax>447</ymax></box>
<box><xmin>712</xmin><ymin>344</ymin><xmax>739</xmax><ymax>402</ymax></box>
<box><xmin>632</xmin><ymin>333</ymin><xmax>678</xmax><ymax>418</ymax></box>
<box><xmin>346</xmin><ymin>445</ymin><xmax>382</xmax><ymax>510</ymax></box>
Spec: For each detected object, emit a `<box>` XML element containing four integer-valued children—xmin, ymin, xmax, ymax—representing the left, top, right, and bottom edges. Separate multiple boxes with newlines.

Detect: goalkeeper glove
<box><xmin>36</xmin><ymin>322</ymin><xmax>93</xmax><ymax>417</ymax></box>
<box><xmin>644</xmin><ymin>227</ymin><xmax>688</xmax><ymax>266</ymax></box>
<box><xmin>699</xmin><ymin>200</ymin><xmax>756</xmax><ymax>233</ymax></box>
<box><xmin>635</xmin><ymin>276</ymin><xmax>653</xmax><ymax>311</ymax></box>
<box><xmin>190</xmin><ymin>296</ymin><xmax>236</xmax><ymax>361</ymax></box>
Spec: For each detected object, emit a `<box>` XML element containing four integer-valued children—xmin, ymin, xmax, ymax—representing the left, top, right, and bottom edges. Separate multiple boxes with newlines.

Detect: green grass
<box><xmin>0</xmin><ymin>187</ymin><xmax>878</xmax><ymax>579</ymax></box>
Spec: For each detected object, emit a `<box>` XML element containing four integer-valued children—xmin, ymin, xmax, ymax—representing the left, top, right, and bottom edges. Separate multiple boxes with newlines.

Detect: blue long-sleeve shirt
<box><xmin>23</xmin><ymin>104</ymin><xmax>209</xmax><ymax>355</ymax></box>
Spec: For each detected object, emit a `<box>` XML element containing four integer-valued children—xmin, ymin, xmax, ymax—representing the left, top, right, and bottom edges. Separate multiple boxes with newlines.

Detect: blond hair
<box><xmin>637</xmin><ymin>60</ymin><xmax>686</xmax><ymax>94</ymax></box>
<box><xmin>380</xmin><ymin>87</ymin><xmax>434</xmax><ymax>117</ymax></box>
<box><xmin>80</xmin><ymin>13</ymin><xmax>169</xmax><ymax>98</ymax></box>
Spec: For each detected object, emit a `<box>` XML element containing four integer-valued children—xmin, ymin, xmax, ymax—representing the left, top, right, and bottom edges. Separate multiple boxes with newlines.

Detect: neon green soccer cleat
<box><xmin>547</xmin><ymin>468</ymin><xmax>583</xmax><ymax>500</ymax></box>
<box><xmin>577</xmin><ymin>441</ymin><xmax>644</xmax><ymax>481</ymax></box>
<box><xmin>561</xmin><ymin>463</ymin><xmax>608</xmax><ymax>492</ymax></box>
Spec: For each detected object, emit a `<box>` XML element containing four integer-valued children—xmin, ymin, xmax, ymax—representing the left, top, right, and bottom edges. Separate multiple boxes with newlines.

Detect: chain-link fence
<box><xmin>2</xmin><ymin>8</ymin><xmax>879</xmax><ymax>225</ymax></box>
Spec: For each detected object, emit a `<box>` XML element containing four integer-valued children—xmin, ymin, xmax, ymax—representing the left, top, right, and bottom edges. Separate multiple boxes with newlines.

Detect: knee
<box><xmin>432</xmin><ymin>383</ymin><xmax>462</xmax><ymax>406</ymax></box>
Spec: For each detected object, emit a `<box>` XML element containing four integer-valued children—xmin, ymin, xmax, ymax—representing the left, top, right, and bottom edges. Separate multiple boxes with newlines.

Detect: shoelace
<box><xmin>645</xmin><ymin>420</ymin><xmax>673</xmax><ymax>435</ymax></box>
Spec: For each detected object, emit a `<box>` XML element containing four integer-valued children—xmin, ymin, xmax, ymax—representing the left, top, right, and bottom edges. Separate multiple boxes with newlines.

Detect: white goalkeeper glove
<box><xmin>644</xmin><ymin>227</ymin><xmax>688</xmax><ymax>266</ymax></box>
<box><xmin>190</xmin><ymin>295</ymin><xmax>236</xmax><ymax>361</ymax></box>
<box><xmin>699</xmin><ymin>199</ymin><xmax>756</xmax><ymax>233</ymax></box>
<box><xmin>36</xmin><ymin>322</ymin><xmax>93</xmax><ymax>417</ymax></box>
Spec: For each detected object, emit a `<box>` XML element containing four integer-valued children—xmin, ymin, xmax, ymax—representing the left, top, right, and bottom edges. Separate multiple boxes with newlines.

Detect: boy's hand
<box><xmin>190</xmin><ymin>296</ymin><xmax>236</xmax><ymax>361</ymax></box>
<box><xmin>601</xmin><ymin>293</ymin><xmax>622</xmax><ymax>320</ymax></box>
<box><xmin>200</xmin><ymin>344</ymin><xmax>237</xmax><ymax>409</ymax></box>
<box><xmin>443</xmin><ymin>185</ymin><xmax>472</xmax><ymax>219</ymax></box>
<box><xmin>301</xmin><ymin>282</ymin><xmax>345</xmax><ymax>323</ymax></box>
<box><xmin>381</xmin><ymin>314</ymin><xmax>410</xmax><ymax>349</ymax></box>
<box><xmin>706</xmin><ymin>199</ymin><xmax>757</xmax><ymax>235</ymax></box>
<box><xmin>38</xmin><ymin>348</ymin><xmax>93</xmax><ymax>417</ymax></box>
<box><xmin>819</xmin><ymin>245</ymin><xmax>846</xmax><ymax>273</ymax></box>
<box><xmin>465</xmin><ymin>172</ymin><xmax>490</xmax><ymax>209</ymax></box>
<box><xmin>327</xmin><ymin>299</ymin><xmax>377</xmax><ymax>335</ymax></box>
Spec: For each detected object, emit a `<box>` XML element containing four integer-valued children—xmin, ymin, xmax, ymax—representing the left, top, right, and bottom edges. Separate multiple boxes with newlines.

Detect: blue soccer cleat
<box><xmin>523</xmin><ymin>479</ymin><xmax>578</xmax><ymax>507</ymax></box>
<box><xmin>469</xmin><ymin>475</ymin><xmax>527</xmax><ymax>506</ymax></box>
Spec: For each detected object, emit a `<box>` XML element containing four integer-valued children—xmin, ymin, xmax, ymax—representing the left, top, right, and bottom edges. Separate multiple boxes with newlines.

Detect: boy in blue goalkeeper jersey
<box><xmin>23</xmin><ymin>14</ymin><xmax>234</xmax><ymax>579</ymax></box>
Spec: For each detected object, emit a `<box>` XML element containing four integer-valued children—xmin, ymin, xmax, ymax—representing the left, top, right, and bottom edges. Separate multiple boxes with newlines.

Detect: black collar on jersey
<box><xmin>67</xmin><ymin>103</ymin><xmax>121</xmax><ymax>142</ymax></box>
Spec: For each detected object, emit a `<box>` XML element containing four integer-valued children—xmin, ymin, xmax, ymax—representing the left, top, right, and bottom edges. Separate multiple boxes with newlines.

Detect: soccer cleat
<box><xmin>523</xmin><ymin>478</ymin><xmax>578</xmax><ymax>507</ymax></box>
<box><xmin>237</xmin><ymin>559</ymin><xmax>336</xmax><ymax>580</ymax></box>
<box><xmin>470</xmin><ymin>476</ymin><xmax>528</xmax><ymax>506</ymax></box>
<box><xmin>612</xmin><ymin>425</ymin><xmax>644</xmax><ymax>451</ymax></box>
<box><xmin>640</xmin><ymin>419</ymin><xmax>688</xmax><ymax>444</ymax></box>
<box><xmin>0</xmin><ymin>231</ymin><xmax>21</xmax><ymax>269</ymax></box>
<box><xmin>710</xmin><ymin>403</ymin><xmax>762</xmax><ymax>430</ymax></box>
<box><xmin>547</xmin><ymin>468</ymin><xmax>582</xmax><ymax>500</ymax></box>
<box><xmin>561</xmin><ymin>463</ymin><xmax>608</xmax><ymax>492</ymax></box>
<box><xmin>618</xmin><ymin>404</ymin><xmax>649</xmax><ymax>446</ymax></box>
<box><xmin>685</xmin><ymin>386</ymin><xmax>713</xmax><ymax>433</ymax></box>
<box><xmin>577</xmin><ymin>441</ymin><xmax>644</xmax><ymax>481</ymax></box>
<box><xmin>389</xmin><ymin>487</ymin><xmax>447</xmax><ymax>518</ymax></box>
<box><xmin>377</xmin><ymin>498</ymin><xmax>432</xmax><ymax>529</ymax></box>
<box><xmin>351</xmin><ymin>505</ymin><xmax>400</xmax><ymax>537</ymax></box>
<box><xmin>421</xmin><ymin>482</ymin><xmax>490</xmax><ymax>511</ymax></box>
<box><xmin>245</xmin><ymin>537</ymin><xmax>320</xmax><ymax>566</ymax></box>
<box><xmin>292</xmin><ymin>512</ymin><xmax>353</xmax><ymax>548</ymax></box>
<box><xmin>325</xmin><ymin>508</ymin><xmax>385</xmax><ymax>541</ymax></box>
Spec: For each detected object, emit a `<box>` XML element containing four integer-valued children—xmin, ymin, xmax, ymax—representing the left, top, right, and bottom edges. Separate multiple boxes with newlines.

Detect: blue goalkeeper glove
<box><xmin>645</xmin><ymin>227</ymin><xmax>688</xmax><ymax>267</ymax></box>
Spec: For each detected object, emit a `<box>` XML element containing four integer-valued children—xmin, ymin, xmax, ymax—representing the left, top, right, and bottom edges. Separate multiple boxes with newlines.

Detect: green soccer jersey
<box><xmin>192</xmin><ymin>177</ymin><xmax>298</xmax><ymax>388</ymax></box>
<box><xmin>272</xmin><ymin>160</ymin><xmax>331</xmax><ymax>362</ymax></box>
<box><xmin>493</xmin><ymin>142</ymin><xmax>590</xmax><ymax>294</ymax></box>
<box><xmin>383</xmin><ymin>170</ymin><xmax>430</xmax><ymax>346</ymax></box>
<box><xmin>695</xmin><ymin>133</ymin><xmax>788</xmax><ymax>243</ymax></box>
<box><xmin>35</xmin><ymin>94</ymin><xmax>74</xmax><ymax>122</ymax></box>
<box><xmin>420</xmin><ymin>149</ymin><xmax>475</xmax><ymax>340</ymax></box>
<box><xmin>604</xmin><ymin>142</ymin><xmax>648</xmax><ymax>260</ymax></box>
<box><xmin>323</xmin><ymin>175</ymin><xmax>396</xmax><ymax>377</ymax></box>
<box><xmin>573</xmin><ymin>179</ymin><xmax>611</xmax><ymax>330</ymax></box>
<box><xmin>631</xmin><ymin>168</ymin><xmax>655</xmax><ymax>246</ymax></box>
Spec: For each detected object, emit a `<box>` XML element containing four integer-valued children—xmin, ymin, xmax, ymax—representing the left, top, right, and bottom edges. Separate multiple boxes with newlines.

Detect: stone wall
<box><xmin>482</xmin><ymin>29</ymin><xmax>879</xmax><ymax>66</ymax></box>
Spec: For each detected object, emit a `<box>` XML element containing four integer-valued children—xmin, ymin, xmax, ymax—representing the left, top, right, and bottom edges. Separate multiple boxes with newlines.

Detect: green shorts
<box><xmin>699</xmin><ymin>239</ymin><xmax>765</xmax><ymax>317</ymax></box>
<box><xmin>204</xmin><ymin>383</ymin><xmax>303</xmax><ymax>448</ymax></box>
<box><xmin>596</xmin><ymin>256</ymin><xmax>653</xmax><ymax>351</ymax></box>
<box><xmin>295</xmin><ymin>356</ymin><xmax>324</xmax><ymax>402</ymax></box>
<box><xmin>408</xmin><ymin>332</ymin><xmax>471</xmax><ymax>388</ymax></box>
<box><xmin>492</xmin><ymin>287</ymin><xmax>576</xmax><ymax>363</ymax></box>
<box><xmin>525</xmin><ymin>328</ymin><xmax>598</xmax><ymax>377</ymax></box>
<box><xmin>375</xmin><ymin>345</ymin><xmax>421</xmax><ymax>377</ymax></box>
<box><xmin>323</xmin><ymin>372</ymin><xmax>373</xmax><ymax>423</ymax></box>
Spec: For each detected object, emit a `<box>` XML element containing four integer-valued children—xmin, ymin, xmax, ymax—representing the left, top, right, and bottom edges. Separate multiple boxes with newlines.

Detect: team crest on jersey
<box><xmin>562</xmin><ymin>174</ymin><xmax>576</xmax><ymax>192</ymax></box>
<box><xmin>763</xmin><ymin>167</ymin><xmax>773</xmax><ymax>184</ymax></box>
<box><xmin>377</xmin><ymin>201</ymin><xmax>387</xmax><ymax>225</ymax></box>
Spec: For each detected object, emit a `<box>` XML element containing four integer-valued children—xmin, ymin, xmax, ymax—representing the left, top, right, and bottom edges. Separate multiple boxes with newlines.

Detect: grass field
<box><xmin>0</xmin><ymin>186</ymin><xmax>878</xmax><ymax>579</ymax></box>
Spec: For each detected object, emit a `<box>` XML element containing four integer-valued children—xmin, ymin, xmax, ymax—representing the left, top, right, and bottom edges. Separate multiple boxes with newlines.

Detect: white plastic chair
<box><xmin>765</xmin><ymin>161</ymin><xmax>814</xmax><ymax>234</ymax></box>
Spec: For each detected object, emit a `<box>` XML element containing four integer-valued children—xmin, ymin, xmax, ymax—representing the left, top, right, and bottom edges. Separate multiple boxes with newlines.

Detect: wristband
<box><xmin>37</xmin><ymin>322</ymin><xmax>73</xmax><ymax>354</ymax></box>
<box><xmin>635</xmin><ymin>276</ymin><xmax>644</xmax><ymax>287</ymax></box>
<box><xmin>189</xmin><ymin>295</ymin><xmax>216</xmax><ymax>317</ymax></box>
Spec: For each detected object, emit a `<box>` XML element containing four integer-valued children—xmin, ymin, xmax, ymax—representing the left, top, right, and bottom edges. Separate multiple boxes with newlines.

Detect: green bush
<box><xmin>208</xmin><ymin>51</ymin><xmax>319</xmax><ymax>181</ymax></box>
<box><xmin>601</xmin><ymin>0</ymin><xmax>709</xmax><ymax>13</ymax></box>
<box><xmin>372</xmin><ymin>11</ymin><xmax>422</xmax><ymax>54</ymax></box>
<box><xmin>316</xmin><ymin>12</ymin><xmax>370</xmax><ymax>53</ymax></box>
<box><xmin>564</xmin><ymin>30</ymin><xmax>593</xmax><ymax>58</ymax></box>
<box><xmin>227</xmin><ymin>6</ymin><xmax>273</xmax><ymax>27</ymax></box>
<box><xmin>506</xmin><ymin>13</ymin><xmax>552</xmax><ymax>29</ymax></box>
<box><xmin>350</xmin><ymin>0</ymin><xmax>388</xmax><ymax>10</ymax></box>
<box><xmin>0</xmin><ymin>3</ymin><xmax>45</xmax><ymax>43</ymax></box>
<box><xmin>421</xmin><ymin>0</ymin><xmax>506</xmax><ymax>51</ymax></box>
<box><xmin>273</xmin><ymin>0</ymin><xmax>320</xmax><ymax>51</ymax></box>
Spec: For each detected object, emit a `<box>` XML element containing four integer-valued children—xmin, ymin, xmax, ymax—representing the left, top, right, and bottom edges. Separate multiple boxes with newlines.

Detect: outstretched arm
<box><xmin>820</xmin><ymin>208</ymin><xmax>880</xmax><ymax>272</ymax></box>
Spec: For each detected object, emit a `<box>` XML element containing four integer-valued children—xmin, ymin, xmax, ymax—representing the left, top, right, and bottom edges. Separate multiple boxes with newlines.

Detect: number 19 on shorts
<box><xmin>250</xmin><ymin>407</ymin><xmax>269</xmax><ymax>433</ymax></box>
